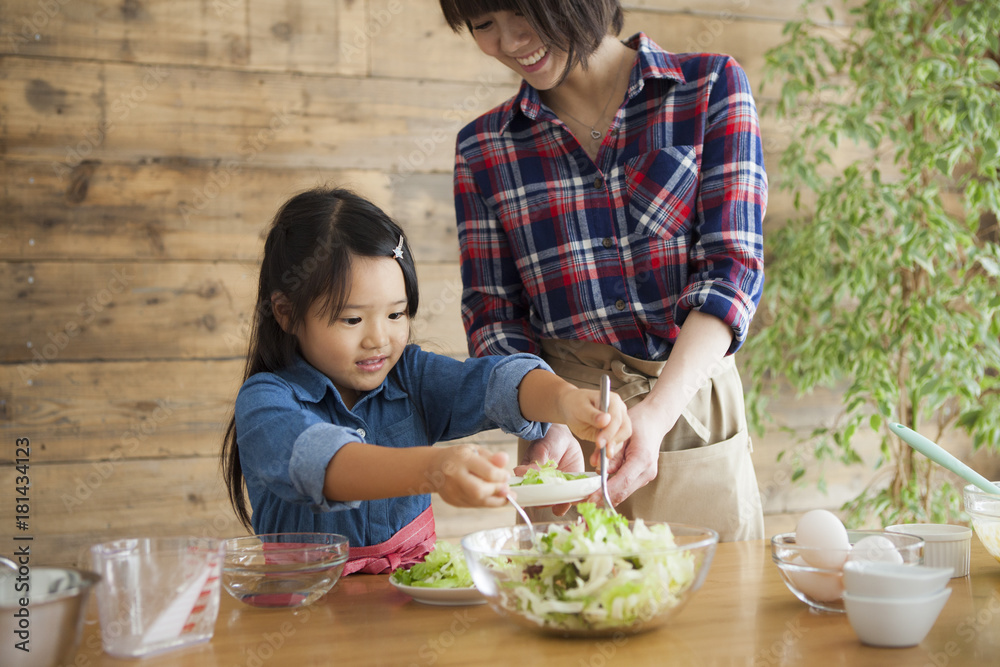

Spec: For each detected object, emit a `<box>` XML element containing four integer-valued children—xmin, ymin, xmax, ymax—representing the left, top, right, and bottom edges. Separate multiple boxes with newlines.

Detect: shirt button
<box><xmin>615</xmin><ymin>299</ymin><xmax>626</xmax><ymax>311</ymax></box>
<box><xmin>356</xmin><ymin>428</ymin><xmax>366</xmax><ymax>439</ymax></box>
<box><xmin>593</xmin><ymin>176</ymin><xmax>604</xmax><ymax>189</ymax></box>
<box><xmin>602</xmin><ymin>237</ymin><xmax>613</xmax><ymax>249</ymax></box>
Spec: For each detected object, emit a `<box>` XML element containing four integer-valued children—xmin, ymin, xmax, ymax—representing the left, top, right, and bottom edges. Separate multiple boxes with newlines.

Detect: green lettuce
<box><xmin>488</xmin><ymin>503</ymin><xmax>699</xmax><ymax>633</ymax></box>
<box><xmin>390</xmin><ymin>541</ymin><xmax>473</xmax><ymax>588</ymax></box>
<box><xmin>511</xmin><ymin>460</ymin><xmax>590</xmax><ymax>486</ymax></box>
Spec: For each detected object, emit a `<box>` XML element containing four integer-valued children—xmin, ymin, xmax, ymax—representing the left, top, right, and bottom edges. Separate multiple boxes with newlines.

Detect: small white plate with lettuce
<box><xmin>389</xmin><ymin>541</ymin><xmax>485</xmax><ymax>606</ymax></box>
<box><xmin>508</xmin><ymin>461</ymin><xmax>601</xmax><ymax>507</ymax></box>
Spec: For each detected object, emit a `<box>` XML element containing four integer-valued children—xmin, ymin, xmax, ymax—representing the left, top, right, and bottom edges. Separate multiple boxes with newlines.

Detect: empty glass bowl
<box><xmin>223</xmin><ymin>533</ymin><xmax>349</xmax><ymax>608</ymax></box>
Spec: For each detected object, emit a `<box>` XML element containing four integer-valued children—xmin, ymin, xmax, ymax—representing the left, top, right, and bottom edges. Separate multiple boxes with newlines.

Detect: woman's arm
<box><xmin>598</xmin><ymin>310</ymin><xmax>733</xmax><ymax>505</ymax></box>
<box><xmin>454</xmin><ymin>148</ymin><xmax>538</xmax><ymax>357</ymax></box>
<box><xmin>595</xmin><ymin>57</ymin><xmax>764</xmax><ymax>506</ymax></box>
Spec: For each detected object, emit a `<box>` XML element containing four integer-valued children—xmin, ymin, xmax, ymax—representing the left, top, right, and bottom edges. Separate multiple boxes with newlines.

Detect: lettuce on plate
<box><xmin>391</xmin><ymin>541</ymin><xmax>473</xmax><ymax>589</ymax></box>
<box><xmin>511</xmin><ymin>459</ymin><xmax>589</xmax><ymax>486</ymax></box>
<box><xmin>489</xmin><ymin>503</ymin><xmax>697</xmax><ymax>632</ymax></box>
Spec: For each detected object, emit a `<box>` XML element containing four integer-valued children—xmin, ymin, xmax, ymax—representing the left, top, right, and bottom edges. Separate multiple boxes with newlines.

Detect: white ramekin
<box><xmin>885</xmin><ymin>523</ymin><xmax>972</xmax><ymax>577</ymax></box>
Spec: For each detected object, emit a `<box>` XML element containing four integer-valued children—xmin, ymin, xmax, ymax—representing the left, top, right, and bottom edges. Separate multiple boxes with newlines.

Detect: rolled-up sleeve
<box><xmin>484</xmin><ymin>353</ymin><xmax>553</xmax><ymax>440</ymax></box>
<box><xmin>682</xmin><ymin>56</ymin><xmax>766</xmax><ymax>353</ymax></box>
<box><xmin>236</xmin><ymin>375</ymin><xmax>361</xmax><ymax>513</ymax></box>
<box><xmin>288</xmin><ymin>423</ymin><xmax>363</xmax><ymax>512</ymax></box>
<box><xmin>406</xmin><ymin>348</ymin><xmax>552</xmax><ymax>443</ymax></box>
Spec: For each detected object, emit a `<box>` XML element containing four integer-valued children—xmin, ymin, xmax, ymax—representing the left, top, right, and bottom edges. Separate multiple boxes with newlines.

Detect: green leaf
<box><xmin>746</xmin><ymin>0</ymin><xmax>1000</xmax><ymax>528</ymax></box>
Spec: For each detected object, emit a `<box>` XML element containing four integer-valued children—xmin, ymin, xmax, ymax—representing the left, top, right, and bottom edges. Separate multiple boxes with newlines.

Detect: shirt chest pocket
<box><xmin>623</xmin><ymin>146</ymin><xmax>699</xmax><ymax>241</ymax></box>
<box><xmin>377</xmin><ymin>412</ymin><xmax>423</xmax><ymax>449</ymax></box>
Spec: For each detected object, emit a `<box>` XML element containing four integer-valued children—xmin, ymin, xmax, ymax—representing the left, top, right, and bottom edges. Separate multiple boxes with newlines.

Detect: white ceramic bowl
<box><xmin>885</xmin><ymin>524</ymin><xmax>972</xmax><ymax>577</ymax></box>
<box><xmin>843</xmin><ymin>560</ymin><xmax>952</xmax><ymax>598</ymax></box>
<box><xmin>844</xmin><ymin>587</ymin><xmax>951</xmax><ymax>647</ymax></box>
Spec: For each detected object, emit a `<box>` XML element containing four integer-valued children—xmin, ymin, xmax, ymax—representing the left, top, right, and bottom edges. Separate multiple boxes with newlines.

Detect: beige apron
<box><xmin>518</xmin><ymin>338</ymin><xmax>764</xmax><ymax>542</ymax></box>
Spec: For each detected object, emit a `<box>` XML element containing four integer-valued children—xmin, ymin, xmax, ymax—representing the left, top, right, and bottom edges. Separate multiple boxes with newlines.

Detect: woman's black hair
<box><xmin>438</xmin><ymin>0</ymin><xmax>624</xmax><ymax>81</ymax></box>
<box><xmin>221</xmin><ymin>187</ymin><xmax>418</xmax><ymax>530</ymax></box>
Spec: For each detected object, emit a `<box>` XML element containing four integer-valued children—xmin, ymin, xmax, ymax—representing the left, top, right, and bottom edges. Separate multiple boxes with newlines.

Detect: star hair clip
<box><xmin>392</xmin><ymin>235</ymin><xmax>405</xmax><ymax>260</ymax></box>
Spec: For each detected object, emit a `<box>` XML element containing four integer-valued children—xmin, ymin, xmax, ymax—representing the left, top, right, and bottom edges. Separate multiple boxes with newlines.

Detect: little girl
<box><xmin>221</xmin><ymin>187</ymin><xmax>630</xmax><ymax>574</ymax></box>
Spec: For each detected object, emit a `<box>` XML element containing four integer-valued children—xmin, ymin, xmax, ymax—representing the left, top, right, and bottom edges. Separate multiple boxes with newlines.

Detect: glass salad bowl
<box><xmin>963</xmin><ymin>482</ymin><xmax>1000</xmax><ymax>564</ymax></box>
<box><xmin>461</xmin><ymin>505</ymin><xmax>718</xmax><ymax>637</ymax></box>
<box><xmin>222</xmin><ymin>533</ymin><xmax>349</xmax><ymax>608</ymax></box>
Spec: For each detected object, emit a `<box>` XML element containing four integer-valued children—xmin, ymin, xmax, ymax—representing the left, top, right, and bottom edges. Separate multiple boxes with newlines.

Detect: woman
<box><xmin>439</xmin><ymin>0</ymin><xmax>767</xmax><ymax>540</ymax></box>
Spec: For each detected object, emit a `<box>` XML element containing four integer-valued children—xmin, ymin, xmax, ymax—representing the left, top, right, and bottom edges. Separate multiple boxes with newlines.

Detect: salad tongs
<box><xmin>599</xmin><ymin>374</ymin><xmax>616</xmax><ymax>513</ymax></box>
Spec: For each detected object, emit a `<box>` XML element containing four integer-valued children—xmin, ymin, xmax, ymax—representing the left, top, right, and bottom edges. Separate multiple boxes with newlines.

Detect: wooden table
<box><xmin>69</xmin><ymin>539</ymin><xmax>1000</xmax><ymax>666</ymax></box>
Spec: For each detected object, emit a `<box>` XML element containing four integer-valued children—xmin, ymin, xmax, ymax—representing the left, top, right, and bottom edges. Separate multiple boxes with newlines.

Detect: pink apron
<box><xmin>343</xmin><ymin>505</ymin><xmax>437</xmax><ymax>575</ymax></box>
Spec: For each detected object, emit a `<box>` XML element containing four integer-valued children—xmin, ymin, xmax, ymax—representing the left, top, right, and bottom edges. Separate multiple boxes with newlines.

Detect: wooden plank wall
<box><xmin>2</xmin><ymin>0</ymin><xmax>992</xmax><ymax>566</ymax></box>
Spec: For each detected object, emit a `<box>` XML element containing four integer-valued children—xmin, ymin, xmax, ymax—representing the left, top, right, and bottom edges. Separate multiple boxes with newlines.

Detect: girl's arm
<box><xmin>323</xmin><ymin>442</ymin><xmax>510</xmax><ymax>508</ymax></box>
<box><xmin>517</xmin><ymin>369</ymin><xmax>631</xmax><ymax>466</ymax></box>
<box><xmin>322</xmin><ymin>364</ymin><xmax>631</xmax><ymax>507</ymax></box>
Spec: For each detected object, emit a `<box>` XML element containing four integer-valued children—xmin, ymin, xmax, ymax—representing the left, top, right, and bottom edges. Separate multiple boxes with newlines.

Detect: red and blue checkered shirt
<box><xmin>453</xmin><ymin>33</ymin><xmax>766</xmax><ymax>362</ymax></box>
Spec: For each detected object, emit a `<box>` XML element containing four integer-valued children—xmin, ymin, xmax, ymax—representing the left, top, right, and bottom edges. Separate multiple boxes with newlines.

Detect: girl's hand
<box><xmin>556</xmin><ymin>387</ymin><xmax>631</xmax><ymax>465</ymax></box>
<box><xmin>428</xmin><ymin>445</ymin><xmax>510</xmax><ymax>508</ymax></box>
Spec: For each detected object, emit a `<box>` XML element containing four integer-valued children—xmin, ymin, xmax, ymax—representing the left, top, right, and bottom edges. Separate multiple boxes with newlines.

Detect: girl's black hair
<box><xmin>438</xmin><ymin>0</ymin><xmax>624</xmax><ymax>81</ymax></box>
<box><xmin>221</xmin><ymin>187</ymin><xmax>418</xmax><ymax>530</ymax></box>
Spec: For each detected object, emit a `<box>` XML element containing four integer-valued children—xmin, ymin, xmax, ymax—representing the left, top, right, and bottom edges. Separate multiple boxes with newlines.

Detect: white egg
<box><xmin>795</xmin><ymin>509</ymin><xmax>850</xmax><ymax>569</ymax></box>
<box><xmin>786</xmin><ymin>555</ymin><xmax>845</xmax><ymax>602</ymax></box>
<box><xmin>847</xmin><ymin>535</ymin><xmax>904</xmax><ymax>564</ymax></box>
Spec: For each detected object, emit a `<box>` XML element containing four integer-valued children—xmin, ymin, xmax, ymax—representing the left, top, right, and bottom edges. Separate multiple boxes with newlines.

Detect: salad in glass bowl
<box><xmin>461</xmin><ymin>504</ymin><xmax>718</xmax><ymax>636</ymax></box>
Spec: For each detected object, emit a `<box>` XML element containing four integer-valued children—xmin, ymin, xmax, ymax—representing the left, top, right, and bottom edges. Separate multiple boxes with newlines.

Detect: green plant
<box><xmin>744</xmin><ymin>0</ymin><xmax>1000</xmax><ymax>526</ymax></box>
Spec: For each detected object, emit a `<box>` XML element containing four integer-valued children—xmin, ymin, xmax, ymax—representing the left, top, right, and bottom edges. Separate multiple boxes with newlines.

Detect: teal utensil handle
<box><xmin>889</xmin><ymin>422</ymin><xmax>1000</xmax><ymax>495</ymax></box>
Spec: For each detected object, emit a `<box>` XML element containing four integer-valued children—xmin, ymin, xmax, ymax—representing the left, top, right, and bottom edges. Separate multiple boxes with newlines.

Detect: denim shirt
<box><xmin>234</xmin><ymin>345</ymin><xmax>552</xmax><ymax>548</ymax></box>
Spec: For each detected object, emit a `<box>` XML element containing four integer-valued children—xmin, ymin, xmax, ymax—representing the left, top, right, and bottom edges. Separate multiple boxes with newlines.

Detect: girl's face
<box><xmin>295</xmin><ymin>256</ymin><xmax>410</xmax><ymax>409</ymax></box>
<box><xmin>469</xmin><ymin>11</ymin><xmax>568</xmax><ymax>90</ymax></box>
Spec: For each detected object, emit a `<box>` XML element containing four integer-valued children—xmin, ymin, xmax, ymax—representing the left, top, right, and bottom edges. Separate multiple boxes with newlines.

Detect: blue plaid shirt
<box><xmin>453</xmin><ymin>33</ymin><xmax>766</xmax><ymax>361</ymax></box>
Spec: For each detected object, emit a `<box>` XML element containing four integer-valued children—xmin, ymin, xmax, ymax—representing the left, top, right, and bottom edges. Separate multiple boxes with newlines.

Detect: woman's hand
<box><xmin>514</xmin><ymin>423</ymin><xmax>584</xmax><ymax>516</ymax></box>
<box><xmin>588</xmin><ymin>398</ymin><xmax>676</xmax><ymax>507</ymax></box>
<box><xmin>591</xmin><ymin>311</ymin><xmax>734</xmax><ymax>508</ymax></box>
<box><xmin>429</xmin><ymin>445</ymin><xmax>510</xmax><ymax>508</ymax></box>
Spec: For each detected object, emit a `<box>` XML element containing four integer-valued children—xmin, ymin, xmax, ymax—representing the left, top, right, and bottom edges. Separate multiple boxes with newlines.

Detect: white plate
<box><xmin>508</xmin><ymin>472</ymin><xmax>602</xmax><ymax>507</ymax></box>
<box><xmin>389</xmin><ymin>579</ymin><xmax>485</xmax><ymax>606</ymax></box>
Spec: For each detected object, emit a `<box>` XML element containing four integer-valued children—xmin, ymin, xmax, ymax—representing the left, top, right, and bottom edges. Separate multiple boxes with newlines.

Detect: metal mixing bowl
<box><xmin>0</xmin><ymin>556</ymin><xmax>100</xmax><ymax>667</ymax></box>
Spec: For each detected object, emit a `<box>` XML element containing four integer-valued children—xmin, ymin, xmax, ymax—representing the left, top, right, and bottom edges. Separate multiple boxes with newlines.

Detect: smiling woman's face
<box><xmin>469</xmin><ymin>10</ymin><xmax>568</xmax><ymax>90</ymax></box>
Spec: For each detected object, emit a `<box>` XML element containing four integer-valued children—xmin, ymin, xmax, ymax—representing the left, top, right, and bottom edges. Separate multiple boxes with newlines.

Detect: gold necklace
<box><xmin>549</xmin><ymin>46</ymin><xmax>632</xmax><ymax>142</ymax></box>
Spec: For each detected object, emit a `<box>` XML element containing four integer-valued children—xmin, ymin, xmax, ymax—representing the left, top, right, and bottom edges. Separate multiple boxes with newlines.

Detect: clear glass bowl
<box><xmin>963</xmin><ymin>482</ymin><xmax>1000</xmax><ymax>564</ymax></box>
<box><xmin>223</xmin><ymin>533</ymin><xmax>349</xmax><ymax>608</ymax></box>
<box><xmin>461</xmin><ymin>521</ymin><xmax>718</xmax><ymax>637</ymax></box>
<box><xmin>771</xmin><ymin>530</ymin><xmax>924</xmax><ymax>613</ymax></box>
